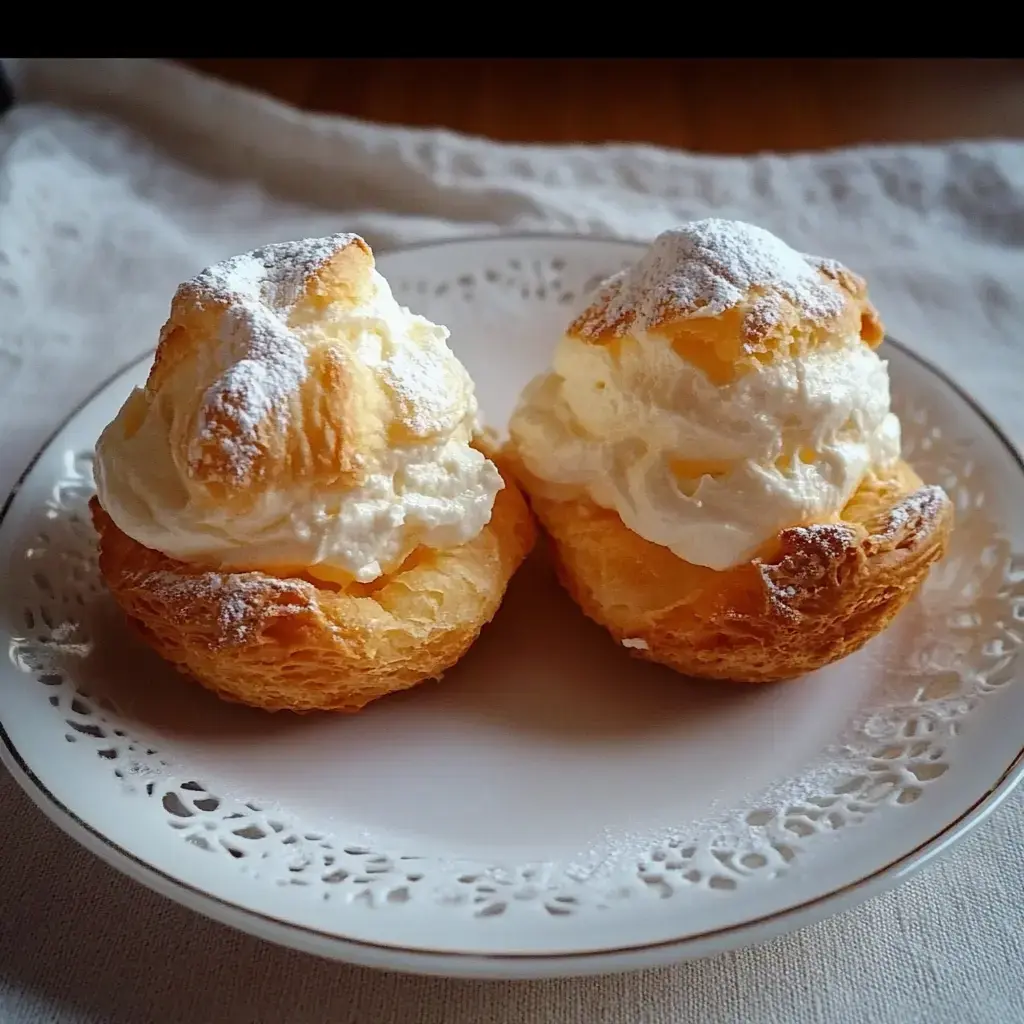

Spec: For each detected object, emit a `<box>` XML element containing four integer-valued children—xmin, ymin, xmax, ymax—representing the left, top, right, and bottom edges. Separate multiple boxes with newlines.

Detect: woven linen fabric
<box><xmin>0</xmin><ymin>57</ymin><xmax>1022</xmax><ymax>1024</ymax></box>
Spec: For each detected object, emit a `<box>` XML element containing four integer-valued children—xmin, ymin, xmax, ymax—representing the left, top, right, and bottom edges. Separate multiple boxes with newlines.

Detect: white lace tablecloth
<box><xmin>1</xmin><ymin>57</ymin><xmax>1022</xmax><ymax>1024</ymax></box>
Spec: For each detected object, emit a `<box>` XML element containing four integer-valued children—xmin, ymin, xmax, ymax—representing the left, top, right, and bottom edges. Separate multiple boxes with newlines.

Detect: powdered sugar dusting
<box><xmin>138</xmin><ymin>569</ymin><xmax>316</xmax><ymax>647</ymax></box>
<box><xmin>572</xmin><ymin>219</ymin><xmax>845</xmax><ymax>339</ymax></box>
<box><xmin>786</xmin><ymin>523</ymin><xmax>857</xmax><ymax>548</ymax></box>
<box><xmin>185</xmin><ymin>233</ymin><xmax>360</xmax><ymax>481</ymax></box>
<box><xmin>873</xmin><ymin>485</ymin><xmax>947</xmax><ymax>540</ymax></box>
<box><xmin>743</xmin><ymin>291</ymin><xmax>789</xmax><ymax>342</ymax></box>
<box><xmin>757</xmin><ymin>522</ymin><xmax>858</xmax><ymax>621</ymax></box>
<box><xmin>379</xmin><ymin>329</ymin><xmax>466</xmax><ymax>438</ymax></box>
<box><xmin>756</xmin><ymin>485</ymin><xmax>950</xmax><ymax>619</ymax></box>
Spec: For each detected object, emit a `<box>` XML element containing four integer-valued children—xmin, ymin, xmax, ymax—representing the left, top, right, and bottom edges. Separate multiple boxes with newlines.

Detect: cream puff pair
<box><xmin>91</xmin><ymin>224</ymin><xmax>952</xmax><ymax>712</ymax></box>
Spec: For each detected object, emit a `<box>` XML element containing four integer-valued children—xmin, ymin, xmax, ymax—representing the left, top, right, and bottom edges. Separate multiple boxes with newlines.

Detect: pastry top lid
<box><xmin>567</xmin><ymin>219</ymin><xmax>883</xmax><ymax>383</ymax></box>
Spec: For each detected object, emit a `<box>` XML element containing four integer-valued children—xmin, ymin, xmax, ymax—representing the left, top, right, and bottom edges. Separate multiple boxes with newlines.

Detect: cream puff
<box><xmin>507</xmin><ymin>219</ymin><xmax>953</xmax><ymax>683</ymax></box>
<box><xmin>91</xmin><ymin>234</ymin><xmax>535</xmax><ymax>712</ymax></box>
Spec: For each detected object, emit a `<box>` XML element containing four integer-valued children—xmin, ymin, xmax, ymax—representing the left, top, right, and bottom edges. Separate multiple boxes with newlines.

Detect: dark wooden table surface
<box><xmin>179</xmin><ymin>59</ymin><xmax>1024</xmax><ymax>154</ymax></box>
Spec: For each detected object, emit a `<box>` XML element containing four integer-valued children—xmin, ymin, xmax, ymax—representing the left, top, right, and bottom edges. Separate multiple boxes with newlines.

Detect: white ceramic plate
<box><xmin>1</xmin><ymin>235</ymin><xmax>1023</xmax><ymax>980</ymax></box>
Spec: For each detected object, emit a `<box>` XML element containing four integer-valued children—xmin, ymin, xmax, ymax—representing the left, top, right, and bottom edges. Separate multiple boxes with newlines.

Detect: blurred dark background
<box><xmin>179</xmin><ymin>58</ymin><xmax>1024</xmax><ymax>153</ymax></box>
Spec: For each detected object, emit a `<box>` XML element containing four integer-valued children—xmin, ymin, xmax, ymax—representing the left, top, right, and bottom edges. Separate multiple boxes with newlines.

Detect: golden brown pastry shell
<box><xmin>507</xmin><ymin>457</ymin><xmax>953</xmax><ymax>683</ymax></box>
<box><xmin>89</xmin><ymin>462</ymin><xmax>536</xmax><ymax>713</ymax></box>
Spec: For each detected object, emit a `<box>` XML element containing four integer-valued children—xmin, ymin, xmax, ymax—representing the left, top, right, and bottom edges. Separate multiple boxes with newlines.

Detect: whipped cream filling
<box><xmin>95</xmin><ymin>270</ymin><xmax>502</xmax><ymax>583</ymax></box>
<box><xmin>509</xmin><ymin>330</ymin><xmax>901</xmax><ymax>571</ymax></box>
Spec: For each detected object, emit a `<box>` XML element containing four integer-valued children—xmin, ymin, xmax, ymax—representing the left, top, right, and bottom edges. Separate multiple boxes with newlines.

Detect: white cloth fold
<box><xmin>0</xmin><ymin>57</ymin><xmax>1022</xmax><ymax>1024</ymax></box>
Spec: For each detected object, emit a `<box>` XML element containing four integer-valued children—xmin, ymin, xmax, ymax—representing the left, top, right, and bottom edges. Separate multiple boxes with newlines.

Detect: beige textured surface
<box><xmin>1</xmin><ymin>58</ymin><xmax>1023</xmax><ymax>1023</ymax></box>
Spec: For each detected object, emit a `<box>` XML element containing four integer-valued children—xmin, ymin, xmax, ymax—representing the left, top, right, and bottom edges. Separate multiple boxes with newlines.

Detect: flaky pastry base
<box><xmin>89</xmin><ymin>465</ymin><xmax>536</xmax><ymax>713</ymax></box>
<box><xmin>508</xmin><ymin>458</ymin><xmax>952</xmax><ymax>683</ymax></box>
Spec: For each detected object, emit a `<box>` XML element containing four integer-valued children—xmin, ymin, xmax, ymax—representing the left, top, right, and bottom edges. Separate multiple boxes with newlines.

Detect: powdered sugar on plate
<box><xmin>571</xmin><ymin>219</ymin><xmax>846</xmax><ymax>340</ymax></box>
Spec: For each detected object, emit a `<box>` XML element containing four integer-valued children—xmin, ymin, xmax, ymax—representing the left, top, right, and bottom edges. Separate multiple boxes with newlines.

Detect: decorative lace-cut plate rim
<box><xmin>0</xmin><ymin>232</ymin><xmax>1022</xmax><ymax>982</ymax></box>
